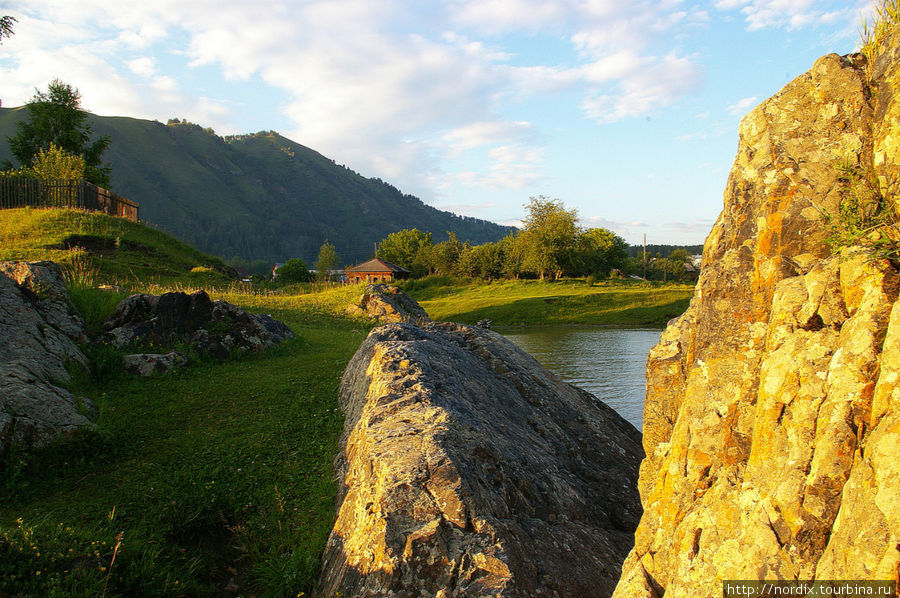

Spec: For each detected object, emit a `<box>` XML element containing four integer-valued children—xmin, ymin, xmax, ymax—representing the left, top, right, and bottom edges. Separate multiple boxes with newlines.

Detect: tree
<box><xmin>429</xmin><ymin>232</ymin><xmax>464</xmax><ymax>276</ymax></box>
<box><xmin>518</xmin><ymin>196</ymin><xmax>580</xmax><ymax>280</ymax></box>
<box><xmin>8</xmin><ymin>79</ymin><xmax>111</xmax><ymax>187</ymax></box>
<box><xmin>0</xmin><ymin>16</ymin><xmax>15</xmax><ymax>44</ymax></box>
<box><xmin>275</xmin><ymin>258</ymin><xmax>311</xmax><ymax>284</ymax></box>
<box><xmin>577</xmin><ymin>228</ymin><xmax>628</xmax><ymax>277</ymax></box>
<box><xmin>376</xmin><ymin>228</ymin><xmax>433</xmax><ymax>277</ymax></box>
<box><xmin>30</xmin><ymin>143</ymin><xmax>85</xmax><ymax>181</ymax></box>
<box><xmin>314</xmin><ymin>240</ymin><xmax>340</xmax><ymax>281</ymax></box>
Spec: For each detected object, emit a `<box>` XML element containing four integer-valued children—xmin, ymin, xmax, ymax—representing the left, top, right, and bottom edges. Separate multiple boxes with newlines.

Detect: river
<box><xmin>500</xmin><ymin>326</ymin><xmax>663</xmax><ymax>431</ymax></box>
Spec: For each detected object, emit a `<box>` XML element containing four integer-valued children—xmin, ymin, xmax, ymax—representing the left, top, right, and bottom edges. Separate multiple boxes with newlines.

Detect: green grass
<box><xmin>0</xmin><ymin>208</ymin><xmax>235</xmax><ymax>287</ymax></box>
<box><xmin>401</xmin><ymin>276</ymin><xmax>694</xmax><ymax>326</ymax></box>
<box><xmin>0</xmin><ymin>284</ymin><xmax>373</xmax><ymax>597</ymax></box>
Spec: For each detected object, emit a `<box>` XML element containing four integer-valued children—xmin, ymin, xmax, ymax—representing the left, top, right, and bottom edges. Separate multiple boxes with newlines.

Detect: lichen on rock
<box><xmin>319</xmin><ymin>321</ymin><xmax>644</xmax><ymax>598</ymax></box>
<box><xmin>614</xmin><ymin>39</ymin><xmax>900</xmax><ymax>598</ymax></box>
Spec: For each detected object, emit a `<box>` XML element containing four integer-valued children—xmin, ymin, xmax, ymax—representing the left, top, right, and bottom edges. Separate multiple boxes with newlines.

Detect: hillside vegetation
<box><xmin>0</xmin><ymin>109</ymin><xmax>513</xmax><ymax>266</ymax></box>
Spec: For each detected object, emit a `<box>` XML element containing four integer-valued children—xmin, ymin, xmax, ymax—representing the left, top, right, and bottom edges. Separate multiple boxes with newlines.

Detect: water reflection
<box><xmin>500</xmin><ymin>327</ymin><xmax>662</xmax><ymax>431</ymax></box>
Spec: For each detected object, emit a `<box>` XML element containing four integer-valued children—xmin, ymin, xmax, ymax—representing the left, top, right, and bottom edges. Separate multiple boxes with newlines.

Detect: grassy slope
<box><xmin>0</xmin><ymin>208</ymin><xmax>234</xmax><ymax>287</ymax></box>
<box><xmin>403</xmin><ymin>277</ymin><xmax>694</xmax><ymax>327</ymax></box>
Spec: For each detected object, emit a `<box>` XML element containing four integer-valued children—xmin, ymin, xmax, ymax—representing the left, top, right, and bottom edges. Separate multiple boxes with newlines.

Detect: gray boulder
<box><xmin>102</xmin><ymin>290</ymin><xmax>293</xmax><ymax>358</ymax></box>
<box><xmin>0</xmin><ymin>261</ymin><xmax>94</xmax><ymax>452</ymax></box>
<box><xmin>319</xmin><ymin>321</ymin><xmax>643</xmax><ymax>598</ymax></box>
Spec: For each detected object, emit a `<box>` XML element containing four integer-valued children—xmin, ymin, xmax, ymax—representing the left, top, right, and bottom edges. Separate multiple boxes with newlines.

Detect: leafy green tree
<box><xmin>455</xmin><ymin>241</ymin><xmax>507</xmax><ymax>280</ymax></box>
<box><xmin>314</xmin><ymin>240</ymin><xmax>340</xmax><ymax>281</ymax></box>
<box><xmin>8</xmin><ymin>79</ymin><xmax>111</xmax><ymax>187</ymax></box>
<box><xmin>30</xmin><ymin>143</ymin><xmax>85</xmax><ymax>181</ymax></box>
<box><xmin>577</xmin><ymin>228</ymin><xmax>628</xmax><ymax>277</ymax></box>
<box><xmin>376</xmin><ymin>228</ymin><xmax>433</xmax><ymax>277</ymax></box>
<box><xmin>429</xmin><ymin>232</ymin><xmax>464</xmax><ymax>276</ymax></box>
<box><xmin>518</xmin><ymin>196</ymin><xmax>580</xmax><ymax>280</ymax></box>
<box><xmin>275</xmin><ymin>258</ymin><xmax>311</xmax><ymax>283</ymax></box>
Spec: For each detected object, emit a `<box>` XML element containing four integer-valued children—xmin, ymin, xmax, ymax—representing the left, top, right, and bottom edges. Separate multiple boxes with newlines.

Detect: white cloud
<box><xmin>714</xmin><ymin>0</ymin><xmax>861</xmax><ymax>31</ymax></box>
<box><xmin>581</xmin><ymin>53</ymin><xmax>703</xmax><ymax>123</ymax></box>
<box><xmin>727</xmin><ymin>96</ymin><xmax>758</xmax><ymax>115</ymax></box>
<box><xmin>127</xmin><ymin>57</ymin><xmax>156</xmax><ymax>78</ymax></box>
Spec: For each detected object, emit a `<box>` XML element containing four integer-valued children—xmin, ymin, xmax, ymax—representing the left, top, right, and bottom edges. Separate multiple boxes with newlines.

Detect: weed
<box><xmin>822</xmin><ymin>159</ymin><xmax>900</xmax><ymax>265</ymax></box>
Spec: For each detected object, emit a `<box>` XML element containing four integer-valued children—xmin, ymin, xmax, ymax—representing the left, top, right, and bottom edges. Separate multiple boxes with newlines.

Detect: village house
<box><xmin>343</xmin><ymin>257</ymin><xmax>410</xmax><ymax>284</ymax></box>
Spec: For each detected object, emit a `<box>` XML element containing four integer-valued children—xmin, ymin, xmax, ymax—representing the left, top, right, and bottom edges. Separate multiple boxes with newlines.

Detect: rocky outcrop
<box><xmin>346</xmin><ymin>284</ymin><xmax>430</xmax><ymax>324</ymax></box>
<box><xmin>614</xmin><ymin>44</ymin><xmax>900</xmax><ymax>597</ymax></box>
<box><xmin>0</xmin><ymin>261</ymin><xmax>94</xmax><ymax>452</ymax></box>
<box><xmin>102</xmin><ymin>290</ymin><xmax>293</xmax><ymax>359</ymax></box>
<box><xmin>319</xmin><ymin>321</ymin><xmax>643</xmax><ymax>598</ymax></box>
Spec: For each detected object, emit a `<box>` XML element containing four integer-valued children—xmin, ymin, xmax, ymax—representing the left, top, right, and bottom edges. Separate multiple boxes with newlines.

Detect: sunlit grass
<box><xmin>402</xmin><ymin>276</ymin><xmax>694</xmax><ymax>326</ymax></box>
<box><xmin>1</xmin><ymin>285</ymin><xmax>372</xmax><ymax>597</ymax></box>
<box><xmin>859</xmin><ymin>0</ymin><xmax>900</xmax><ymax>69</ymax></box>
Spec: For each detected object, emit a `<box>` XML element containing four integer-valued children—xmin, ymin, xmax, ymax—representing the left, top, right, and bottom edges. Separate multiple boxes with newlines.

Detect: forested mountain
<box><xmin>0</xmin><ymin>108</ymin><xmax>513</xmax><ymax>265</ymax></box>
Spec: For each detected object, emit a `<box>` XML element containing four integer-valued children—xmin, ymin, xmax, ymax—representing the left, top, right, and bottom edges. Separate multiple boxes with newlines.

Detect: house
<box><xmin>344</xmin><ymin>258</ymin><xmax>410</xmax><ymax>284</ymax></box>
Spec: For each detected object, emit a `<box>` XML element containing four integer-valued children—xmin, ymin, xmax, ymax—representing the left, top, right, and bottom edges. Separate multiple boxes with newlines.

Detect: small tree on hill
<box><xmin>314</xmin><ymin>240</ymin><xmax>340</xmax><ymax>281</ymax></box>
<box><xmin>30</xmin><ymin>143</ymin><xmax>85</xmax><ymax>181</ymax></box>
<box><xmin>7</xmin><ymin>79</ymin><xmax>111</xmax><ymax>187</ymax></box>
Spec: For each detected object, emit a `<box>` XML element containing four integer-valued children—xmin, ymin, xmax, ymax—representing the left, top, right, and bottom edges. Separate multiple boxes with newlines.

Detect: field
<box><xmin>402</xmin><ymin>276</ymin><xmax>694</xmax><ymax>327</ymax></box>
<box><xmin>1</xmin><ymin>284</ymin><xmax>369</xmax><ymax>598</ymax></box>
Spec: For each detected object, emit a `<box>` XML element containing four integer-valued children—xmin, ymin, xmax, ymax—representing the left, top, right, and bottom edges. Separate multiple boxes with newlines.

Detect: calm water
<box><xmin>500</xmin><ymin>326</ymin><xmax>663</xmax><ymax>431</ymax></box>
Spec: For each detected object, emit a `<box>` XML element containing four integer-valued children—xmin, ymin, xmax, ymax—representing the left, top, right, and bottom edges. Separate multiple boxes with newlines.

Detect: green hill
<box><xmin>0</xmin><ymin>108</ymin><xmax>513</xmax><ymax>266</ymax></box>
<box><xmin>0</xmin><ymin>207</ymin><xmax>235</xmax><ymax>287</ymax></box>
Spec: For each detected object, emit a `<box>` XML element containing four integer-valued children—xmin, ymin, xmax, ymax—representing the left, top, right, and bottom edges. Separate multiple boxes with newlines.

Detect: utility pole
<box><xmin>643</xmin><ymin>234</ymin><xmax>647</xmax><ymax>280</ymax></box>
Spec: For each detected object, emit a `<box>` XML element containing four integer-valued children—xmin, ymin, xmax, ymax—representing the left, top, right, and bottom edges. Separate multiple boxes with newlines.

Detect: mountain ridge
<box><xmin>0</xmin><ymin>108</ymin><xmax>513</xmax><ymax>265</ymax></box>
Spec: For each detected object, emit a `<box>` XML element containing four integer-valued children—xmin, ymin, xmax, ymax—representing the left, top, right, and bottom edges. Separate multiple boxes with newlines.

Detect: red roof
<box><xmin>344</xmin><ymin>258</ymin><xmax>410</xmax><ymax>274</ymax></box>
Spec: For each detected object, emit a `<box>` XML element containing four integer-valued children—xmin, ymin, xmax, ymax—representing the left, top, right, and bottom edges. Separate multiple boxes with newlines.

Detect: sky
<box><xmin>0</xmin><ymin>0</ymin><xmax>878</xmax><ymax>246</ymax></box>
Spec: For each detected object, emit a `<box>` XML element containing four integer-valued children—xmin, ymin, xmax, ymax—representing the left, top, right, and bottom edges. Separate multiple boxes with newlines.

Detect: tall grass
<box><xmin>859</xmin><ymin>0</ymin><xmax>900</xmax><ymax>67</ymax></box>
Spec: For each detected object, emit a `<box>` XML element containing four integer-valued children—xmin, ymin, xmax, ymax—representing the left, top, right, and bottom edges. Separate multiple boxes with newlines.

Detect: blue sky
<box><xmin>0</xmin><ymin>0</ymin><xmax>876</xmax><ymax>245</ymax></box>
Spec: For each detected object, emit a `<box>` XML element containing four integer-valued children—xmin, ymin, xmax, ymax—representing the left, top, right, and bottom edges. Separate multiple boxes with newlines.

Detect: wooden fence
<box><xmin>0</xmin><ymin>178</ymin><xmax>139</xmax><ymax>222</ymax></box>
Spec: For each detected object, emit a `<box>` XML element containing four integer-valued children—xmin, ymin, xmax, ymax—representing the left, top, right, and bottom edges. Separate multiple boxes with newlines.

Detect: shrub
<box><xmin>274</xmin><ymin>258</ymin><xmax>312</xmax><ymax>284</ymax></box>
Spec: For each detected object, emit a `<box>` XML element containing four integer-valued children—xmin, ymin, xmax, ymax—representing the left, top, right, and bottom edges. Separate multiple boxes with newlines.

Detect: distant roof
<box><xmin>344</xmin><ymin>258</ymin><xmax>410</xmax><ymax>274</ymax></box>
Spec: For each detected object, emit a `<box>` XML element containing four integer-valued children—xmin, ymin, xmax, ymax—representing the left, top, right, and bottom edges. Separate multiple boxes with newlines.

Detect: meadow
<box><xmin>401</xmin><ymin>276</ymin><xmax>694</xmax><ymax>327</ymax></box>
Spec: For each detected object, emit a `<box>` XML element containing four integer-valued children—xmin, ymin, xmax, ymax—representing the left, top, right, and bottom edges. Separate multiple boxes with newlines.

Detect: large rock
<box><xmin>614</xmin><ymin>44</ymin><xmax>900</xmax><ymax>597</ymax></box>
<box><xmin>0</xmin><ymin>261</ymin><xmax>94</xmax><ymax>452</ymax></box>
<box><xmin>319</xmin><ymin>321</ymin><xmax>643</xmax><ymax>598</ymax></box>
<box><xmin>102</xmin><ymin>290</ymin><xmax>294</xmax><ymax>357</ymax></box>
<box><xmin>346</xmin><ymin>284</ymin><xmax>430</xmax><ymax>324</ymax></box>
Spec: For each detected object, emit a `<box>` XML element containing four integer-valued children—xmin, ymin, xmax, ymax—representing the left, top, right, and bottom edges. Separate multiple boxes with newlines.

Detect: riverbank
<box><xmin>401</xmin><ymin>276</ymin><xmax>694</xmax><ymax>327</ymax></box>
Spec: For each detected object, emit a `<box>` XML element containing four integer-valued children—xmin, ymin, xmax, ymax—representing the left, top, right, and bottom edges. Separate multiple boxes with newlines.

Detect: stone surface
<box><xmin>319</xmin><ymin>321</ymin><xmax>643</xmax><ymax>598</ymax></box>
<box><xmin>102</xmin><ymin>290</ymin><xmax>293</xmax><ymax>357</ymax></box>
<box><xmin>122</xmin><ymin>351</ymin><xmax>188</xmax><ymax>376</ymax></box>
<box><xmin>0</xmin><ymin>261</ymin><xmax>94</xmax><ymax>452</ymax></box>
<box><xmin>346</xmin><ymin>284</ymin><xmax>430</xmax><ymax>324</ymax></box>
<box><xmin>614</xmin><ymin>45</ymin><xmax>900</xmax><ymax>597</ymax></box>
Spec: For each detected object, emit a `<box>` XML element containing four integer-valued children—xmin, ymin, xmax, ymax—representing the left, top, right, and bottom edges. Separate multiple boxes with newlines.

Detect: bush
<box><xmin>275</xmin><ymin>258</ymin><xmax>312</xmax><ymax>284</ymax></box>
